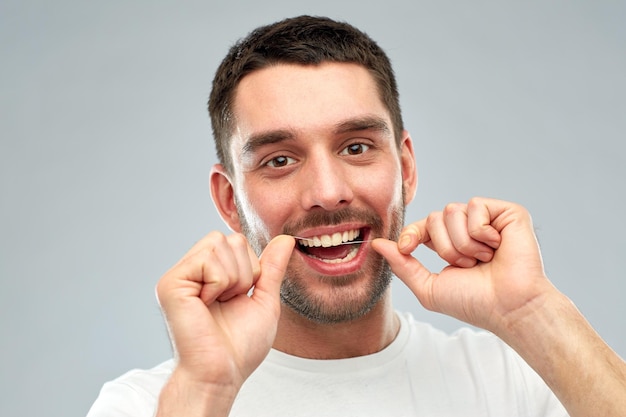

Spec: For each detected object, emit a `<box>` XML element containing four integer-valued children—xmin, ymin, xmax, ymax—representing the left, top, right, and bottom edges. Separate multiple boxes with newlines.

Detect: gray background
<box><xmin>2</xmin><ymin>1</ymin><xmax>625</xmax><ymax>416</ymax></box>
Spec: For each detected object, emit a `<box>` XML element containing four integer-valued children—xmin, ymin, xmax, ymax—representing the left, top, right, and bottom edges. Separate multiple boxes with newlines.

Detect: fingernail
<box><xmin>398</xmin><ymin>234</ymin><xmax>412</xmax><ymax>251</ymax></box>
<box><xmin>476</xmin><ymin>251</ymin><xmax>493</xmax><ymax>263</ymax></box>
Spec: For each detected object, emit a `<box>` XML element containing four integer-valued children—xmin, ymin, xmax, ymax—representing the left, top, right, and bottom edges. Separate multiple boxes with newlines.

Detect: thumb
<box><xmin>372</xmin><ymin>238</ymin><xmax>435</xmax><ymax>308</ymax></box>
<box><xmin>254</xmin><ymin>235</ymin><xmax>295</xmax><ymax>299</ymax></box>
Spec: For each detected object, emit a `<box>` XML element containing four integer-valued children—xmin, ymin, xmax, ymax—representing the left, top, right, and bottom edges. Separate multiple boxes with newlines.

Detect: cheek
<box><xmin>239</xmin><ymin>181</ymin><xmax>295</xmax><ymax>235</ymax></box>
<box><xmin>358</xmin><ymin>170</ymin><xmax>403</xmax><ymax>210</ymax></box>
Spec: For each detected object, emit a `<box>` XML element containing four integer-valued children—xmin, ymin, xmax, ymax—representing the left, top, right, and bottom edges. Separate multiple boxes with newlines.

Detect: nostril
<box><xmin>300</xmin><ymin>164</ymin><xmax>354</xmax><ymax>210</ymax></box>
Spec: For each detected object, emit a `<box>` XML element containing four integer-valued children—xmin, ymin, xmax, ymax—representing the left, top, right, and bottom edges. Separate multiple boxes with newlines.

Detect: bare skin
<box><xmin>373</xmin><ymin>198</ymin><xmax>626</xmax><ymax>417</ymax></box>
<box><xmin>155</xmin><ymin>63</ymin><xmax>626</xmax><ymax>416</ymax></box>
<box><xmin>156</xmin><ymin>233</ymin><xmax>295</xmax><ymax>416</ymax></box>
<box><xmin>156</xmin><ymin>198</ymin><xmax>626</xmax><ymax>417</ymax></box>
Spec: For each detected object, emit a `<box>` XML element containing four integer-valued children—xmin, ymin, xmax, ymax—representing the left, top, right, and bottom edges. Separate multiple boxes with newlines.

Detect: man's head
<box><xmin>208</xmin><ymin>17</ymin><xmax>417</xmax><ymax>324</ymax></box>
<box><xmin>208</xmin><ymin>15</ymin><xmax>404</xmax><ymax>175</ymax></box>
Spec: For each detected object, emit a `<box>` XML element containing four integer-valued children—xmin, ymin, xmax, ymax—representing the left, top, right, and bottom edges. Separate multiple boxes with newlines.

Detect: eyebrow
<box><xmin>333</xmin><ymin>115</ymin><xmax>391</xmax><ymax>136</ymax></box>
<box><xmin>240</xmin><ymin>115</ymin><xmax>392</xmax><ymax>156</ymax></box>
<box><xmin>241</xmin><ymin>129</ymin><xmax>296</xmax><ymax>156</ymax></box>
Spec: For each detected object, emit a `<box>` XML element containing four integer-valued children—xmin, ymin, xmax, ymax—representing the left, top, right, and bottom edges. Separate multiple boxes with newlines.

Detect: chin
<box><xmin>279</xmin><ymin>256</ymin><xmax>393</xmax><ymax>324</ymax></box>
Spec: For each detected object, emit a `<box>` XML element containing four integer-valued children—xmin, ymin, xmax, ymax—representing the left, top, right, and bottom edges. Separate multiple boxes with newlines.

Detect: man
<box><xmin>88</xmin><ymin>16</ymin><xmax>626</xmax><ymax>417</ymax></box>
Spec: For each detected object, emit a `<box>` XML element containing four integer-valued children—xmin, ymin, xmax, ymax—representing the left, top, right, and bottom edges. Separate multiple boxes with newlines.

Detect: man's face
<box><xmin>222</xmin><ymin>62</ymin><xmax>416</xmax><ymax>323</ymax></box>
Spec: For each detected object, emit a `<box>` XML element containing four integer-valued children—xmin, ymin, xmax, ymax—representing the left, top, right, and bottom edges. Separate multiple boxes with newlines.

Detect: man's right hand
<box><xmin>155</xmin><ymin>232</ymin><xmax>295</xmax><ymax>416</ymax></box>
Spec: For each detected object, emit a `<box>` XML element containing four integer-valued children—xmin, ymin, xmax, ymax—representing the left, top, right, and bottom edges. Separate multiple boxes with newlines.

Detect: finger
<box><xmin>198</xmin><ymin>233</ymin><xmax>248</xmax><ymax>303</ymax></box>
<box><xmin>371</xmin><ymin>238</ymin><xmax>438</xmax><ymax>311</ymax></box>
<box><xmin>252</xmin><ymin>235</ymin><xmax>295</xmax><ymax>307</ymax></box>
<box><xmin>181</xmin><ymin>231</ymin><xmax>242</xmax><ymax>284</ymax></box>
<box><xmin>467</xmin><ymin>198</ymin><xmax>502</xmax><ymax>249</ymax></box>
<box><xmin>199</xmin><ymin>261</ymin><xmax>232</xmax><ymax>305</ymax></box>
<box><xmin>216</xmin><ymin>234</ymin><xmax>259</xmax><ymax>302</ymax></box>
<box><xmin>443</xmin><ymin>203</ymin><xmax>494</xmax><ymax>263</ymax></box>
<box><xmin>160</xmin><ymin>231</ymin><xmax>249</xmax><ymax>306</ymax></box>
<box><xmin>426</xmin><ymin>211</ymin><xmax>477</xmax><ymax>268</ymax></box>
<box><xmin>397</xmin><ymin>220</ymin><xmax>429</xmax><ymax>254</ymax></box>
<box><xmin>157</xmin><ymin>231</ymin><xmax>233</xmax><ymax>308</ymax></box>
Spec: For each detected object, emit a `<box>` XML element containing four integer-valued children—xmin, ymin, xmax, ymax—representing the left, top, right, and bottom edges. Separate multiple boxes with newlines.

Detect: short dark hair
<box><xmin>208</xmin><ymin>15</ymin><xmax>404</xmax><ymax>173</ymax></box>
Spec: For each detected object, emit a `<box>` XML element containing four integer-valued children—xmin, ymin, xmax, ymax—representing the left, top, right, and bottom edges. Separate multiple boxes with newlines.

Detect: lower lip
<box><xmin>296</xmin><ymin>242</ymin><xmax>370</xmax><ymax>276</ymax></box>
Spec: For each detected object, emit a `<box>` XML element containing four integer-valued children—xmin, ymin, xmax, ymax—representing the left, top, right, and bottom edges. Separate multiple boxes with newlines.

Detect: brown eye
<box><xmin>341</xmin><ymin>143</ymin><xmax>370</xmax><ymax>156</ymax></box>
<box><xmin>266</xmin><ymin>155</ymin><xmax>295</xmax><ymax>168</ymax></box>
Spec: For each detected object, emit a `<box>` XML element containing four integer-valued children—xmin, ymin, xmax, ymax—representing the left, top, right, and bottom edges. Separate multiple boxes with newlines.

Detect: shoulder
<box><xmin>86</xmin><ymin>359</ymin><xmax>174</xmax><ymax>417</ymax></box>
<box><xmin>400</xmin><ymin>311</ymin><xmax>510</xmax><ymax>353</ymax></box>
<box><xmin>400</xmin><ymin>311</ymin><xmax>528</xmax><ymax>375</ymax></box>
<box><xmin>399</xmin><ymin>312</ymin><xmax>567</xmax><ymax>415</ymax></box>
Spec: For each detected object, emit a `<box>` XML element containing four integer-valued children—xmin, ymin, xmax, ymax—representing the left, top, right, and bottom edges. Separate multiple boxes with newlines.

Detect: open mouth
<box><xmin>295</xmin><ymin>228</ymin><xmax>367</xmax><ymax>264</ymax></box>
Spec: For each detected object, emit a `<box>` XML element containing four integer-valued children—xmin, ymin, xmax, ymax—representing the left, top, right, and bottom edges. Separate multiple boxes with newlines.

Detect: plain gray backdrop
<box><xmin>2</xmin><ymin>1</ymin><xmax>625</xmax><ymax>416</ymax></box>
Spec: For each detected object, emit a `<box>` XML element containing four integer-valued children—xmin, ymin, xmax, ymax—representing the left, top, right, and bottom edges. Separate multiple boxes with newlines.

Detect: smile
<box><xmin>295</xmin><ymin>229</ymin><xmax>366</xmax><ymax>264</ymax></box>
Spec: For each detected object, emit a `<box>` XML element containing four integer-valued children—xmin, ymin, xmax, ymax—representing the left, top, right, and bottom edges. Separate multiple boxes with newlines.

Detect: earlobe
<box><xmin>400</xmin><ymin>131</ymin><xmax>418</xmax><ymax>206</ymax></box>
<box><xmin>210</xmin><ymin>164</ymin><xmax>242</xmax><ymax>232</ymax></box>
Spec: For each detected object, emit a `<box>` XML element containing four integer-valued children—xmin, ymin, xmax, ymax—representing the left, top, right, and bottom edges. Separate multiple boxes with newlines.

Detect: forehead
<box><xmin>230</xmin><ymin>62</ymin><xmax>392</xmax><ymax>154</ymax></box>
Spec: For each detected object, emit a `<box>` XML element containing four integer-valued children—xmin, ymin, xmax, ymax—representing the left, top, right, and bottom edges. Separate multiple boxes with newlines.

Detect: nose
<box><xmin>300</xmin><ymin>154</ymin><xmax>354</xmax><ymax>211</ymax></box>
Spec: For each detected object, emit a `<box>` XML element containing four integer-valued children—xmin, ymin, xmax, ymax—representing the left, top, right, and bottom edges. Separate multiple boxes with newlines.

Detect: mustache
<box><xmin>281</xmin><ymin>207</ymin><xmax>384</xmax><ymax>236</ymax></box>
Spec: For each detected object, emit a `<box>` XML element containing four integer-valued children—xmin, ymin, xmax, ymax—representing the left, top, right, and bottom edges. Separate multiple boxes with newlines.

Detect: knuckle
<box><xmin>196</xmin><ymin>246</ymin><xmax>215</xmax><ymax>263</ymax></box>
<box><xmin>206</xmin><ymin>230</ymin><xmax>225</xmax><ymax>240</ymax></box>
<box><xmin>426</xmin><ymin>211</ymin><xmax>441</xmax><ymax>227</ymax></box>
<box><xmin>454</xmin><ymin>239</ymin><xmax>474</xmax><ymax>254</ymax></box>
<box><xmin>228</xmin><ymin>232</ymin><xmax>250</xmax><ymax>250</ymax></box>
<box><xmin>213</xmin><ymin>274</ymin><xmax>232</xmax><ymax>291</ymax></box>
<box><xmin>439</xmin><ymin>246</ymin><xmax>459</xmax><ymax>261</ymax></box>
<box><xmin>203</xmin><ymin>271</ymin><xmax>232</xmax><ymax>298</ymax></box>
<box><xmin>467</xmin><ymin>196</ymin><xmax>483</xmax><ymax>208</ymax></box>
<box><xmin>443</xmin><ymin>202</ymin><xmax>464</xmax><ymax>216</ymax></box>
<box><xmin>515</xmin><ymin>203</ymin><xmax>529</xmax><ymax>218</ymax></box>
<box><xmin>467</xmin><ymin>225</ymin><xmax>483</xmax><ymax>239</ymax></box>
<box><xmin>205</xmin><ymin>230</ymin><xmax>229</xmax><ymax>248</ymax></box>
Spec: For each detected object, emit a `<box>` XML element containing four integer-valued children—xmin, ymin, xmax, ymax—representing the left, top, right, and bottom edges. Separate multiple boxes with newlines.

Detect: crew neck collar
<box><xmin>265</xmin><ymin>311</ymin><xmax>410</xmax><ymax>373</ymax></box>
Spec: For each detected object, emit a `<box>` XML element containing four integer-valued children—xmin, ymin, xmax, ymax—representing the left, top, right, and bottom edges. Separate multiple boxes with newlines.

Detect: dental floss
<box><xmin>291</xmin><ymin>236</ymin><xmax>372</xmax><ymax>245</ymax></box>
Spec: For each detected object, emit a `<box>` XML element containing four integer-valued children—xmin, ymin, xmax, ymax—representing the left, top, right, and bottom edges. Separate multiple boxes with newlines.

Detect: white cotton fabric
<box><xmin>87</xmin><ymin>312</ymin><xmax>568</xmax><ymax>417</ymax></box>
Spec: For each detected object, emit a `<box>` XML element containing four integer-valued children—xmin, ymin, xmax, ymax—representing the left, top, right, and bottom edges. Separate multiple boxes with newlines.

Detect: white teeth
<box><xmin>297</xmin><ymin>229</ymin><xmax>361</xmax><ymax>248</ymax></box>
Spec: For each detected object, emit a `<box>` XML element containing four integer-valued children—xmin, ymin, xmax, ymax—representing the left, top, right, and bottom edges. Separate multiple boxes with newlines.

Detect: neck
<box><xmin>273</xmin><ymin>290</ymin><xmax>399</xmax><ymax>359</ymax></box>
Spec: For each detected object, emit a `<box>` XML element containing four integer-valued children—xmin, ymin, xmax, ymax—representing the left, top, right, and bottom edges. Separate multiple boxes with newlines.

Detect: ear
<box><xmin>210</xmin><ymin>164</ymin><xmax>243</xmax><ymax>232</ymax></box>
<box><xmin>399</xmin><ymin>131</ymin><xmax>418</xmax><ymax>206</ymax></box>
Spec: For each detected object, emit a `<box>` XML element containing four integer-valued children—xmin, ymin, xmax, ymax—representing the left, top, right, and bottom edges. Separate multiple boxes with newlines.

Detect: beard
<box><xmin>236</xmin><ymin>189</ymin><xmax>406</xmax><ymax>324</ymax></box>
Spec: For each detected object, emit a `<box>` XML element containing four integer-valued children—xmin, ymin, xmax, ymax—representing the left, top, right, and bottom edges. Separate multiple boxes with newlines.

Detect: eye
<box><xmin>340</xmin><ymin>143</ymin><xmax>370</xmax><ymax>156</ymax></box>
<box><xmin>265</xmin><ymin>155</ymin><xmax>296</xmax><ymax>168</ymax></box>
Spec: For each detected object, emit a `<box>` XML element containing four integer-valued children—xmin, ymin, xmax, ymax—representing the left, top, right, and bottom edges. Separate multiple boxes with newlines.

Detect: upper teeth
<box><xmin>298</xmin><ymin>229</ymin><xmax>361</xmax><ymax>247</ymax></box>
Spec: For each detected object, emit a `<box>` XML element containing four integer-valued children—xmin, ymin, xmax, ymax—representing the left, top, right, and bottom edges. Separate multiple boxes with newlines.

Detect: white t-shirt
<box><xmin>87</xmin><ymin>312</ymin><xmax>568</xmax><ymax>416</ymax></box>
